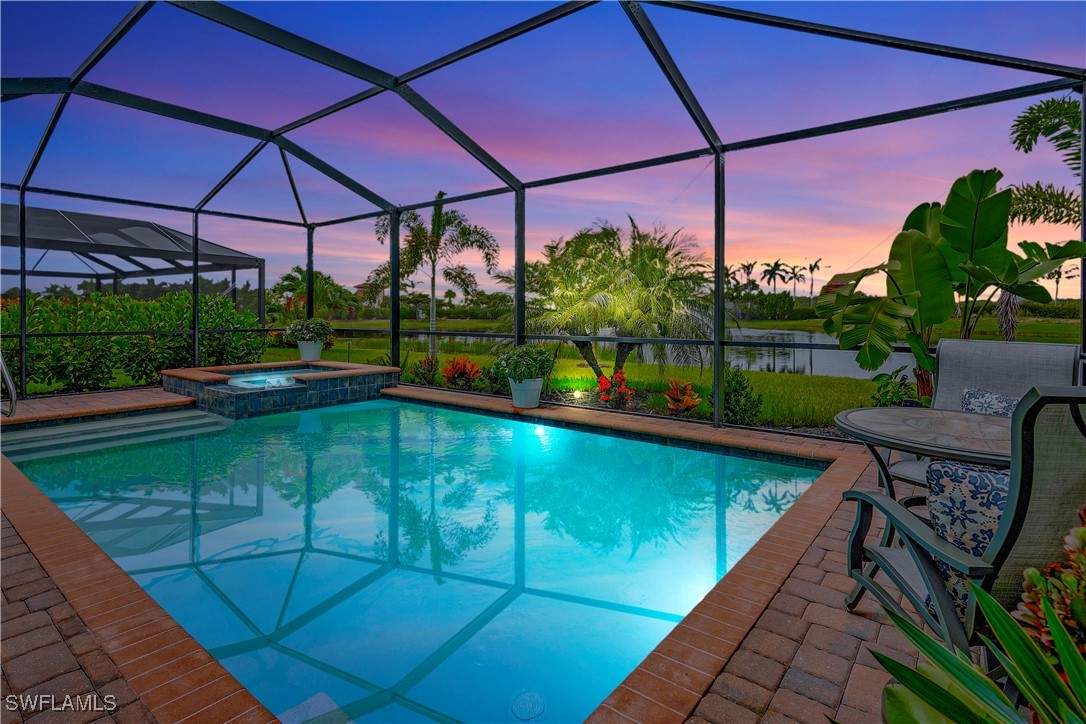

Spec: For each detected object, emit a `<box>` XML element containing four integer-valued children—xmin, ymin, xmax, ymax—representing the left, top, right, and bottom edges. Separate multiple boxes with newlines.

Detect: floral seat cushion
<box><xmin>925</xmin><ymin>460</ymin><xmax>1010</xmax><ymax>617</ymax></box>
<box><xmin>961</xmin><ymin>386</ymin><xmax>1020</xmax><ymax>417</ymax></box>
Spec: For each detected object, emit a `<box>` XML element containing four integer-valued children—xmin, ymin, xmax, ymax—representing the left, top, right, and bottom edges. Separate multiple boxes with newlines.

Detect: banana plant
<box><xmin>877</xmin><ymin>583</ymin><xmax>1086</xmax><ymax>723</ymax></box>
<box><xmin>819</xmin><ymin>168</ymin><xmax>1086</xmax><ymax>375</ymax></box>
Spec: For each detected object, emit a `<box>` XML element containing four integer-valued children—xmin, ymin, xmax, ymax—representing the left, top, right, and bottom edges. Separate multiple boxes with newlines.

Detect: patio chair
<box><xmin>844</xmin><ymin>386</ymin><xmax>1086</xmax><ymax>653</ymax></box>
<box><xmin>886</xmin><ymin>339</ymin><xmax>1080</xmax><ymax>487</ymax></box>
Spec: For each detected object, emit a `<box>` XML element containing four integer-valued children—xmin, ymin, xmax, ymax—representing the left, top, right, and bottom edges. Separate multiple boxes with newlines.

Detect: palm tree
<box><xmin>361</xmin><ymin>191</ymin><xmax>500</xmax><ymax>358</ymax></box>
<box><xmin>268</xmin><ymin>266</ymin><xmax>356</xmax><ymax>322</ymax></box>
<box><xmin>805</xmin><ymin>258</ymin><xmax>822</xmax><ymax>299</ymax></box>
<box><xmin>760</xmin><ymin>259</ymin><xmax>786</xmax><ymax>294</ymax></box>
<box><xmin>739</xmin><ymin>261</ymin><xmax>757</xmax><ymax>289</ymax></box>
<box><xmin>1009</xmin><ymin>96</ymin><xmax>1082</xmax><ymax>228</ymax></box>
<box><xmin>1047</xmin><ymin>262</ymin><xmax>1080</xmax><ymax>302</ymax></box>
<box><xmin>783</xmin><ymin>264</ymin><xmax>805</xmax><ymax>298</ymax></box>
<box><xmin>506</xmin><ymin>217</ymin><xmax>712</xmax><ymax>377</ymax></box>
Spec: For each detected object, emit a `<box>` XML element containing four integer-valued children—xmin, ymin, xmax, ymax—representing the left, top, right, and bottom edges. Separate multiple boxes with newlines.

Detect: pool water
<box><xmin>18</xmin><ymin>400</ymin><xmax>823</xmax><ymax>723</ymax></box>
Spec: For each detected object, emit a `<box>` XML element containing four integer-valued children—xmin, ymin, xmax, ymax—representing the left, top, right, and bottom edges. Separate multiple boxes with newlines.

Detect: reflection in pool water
<box><xmin>19</xmin><ymin>400</ymin><xmax>823</xmax><ymax>723</ymax></box>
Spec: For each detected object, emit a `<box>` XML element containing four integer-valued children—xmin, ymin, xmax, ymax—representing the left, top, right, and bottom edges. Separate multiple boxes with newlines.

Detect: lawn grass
<box><xmin>266</xmin><ymin>341</ymin><xmax>874</xmax><ymax>428</ymax></box>
<box><xmin>741</xmin><ymin>316</ymin><xmax>1081</xmax><ymax>344</ymax></box>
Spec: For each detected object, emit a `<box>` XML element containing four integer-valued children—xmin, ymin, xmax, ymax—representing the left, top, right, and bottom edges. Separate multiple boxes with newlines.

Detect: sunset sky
<box><xmin>2</xmin><ymin>1</ymin><xmax>1083</xmax><ymax>299</ymax></box>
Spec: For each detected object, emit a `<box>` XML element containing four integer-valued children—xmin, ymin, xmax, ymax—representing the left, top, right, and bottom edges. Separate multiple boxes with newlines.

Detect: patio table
<box><xmin>835</xmin><ymin>407</ymin><xmax>1012</xmax><ymax>499</ymax></box>
<box><xmin>835</xmin><ymin>406</ymin><xmax>1012</xmax><ymax>609</ymax></box>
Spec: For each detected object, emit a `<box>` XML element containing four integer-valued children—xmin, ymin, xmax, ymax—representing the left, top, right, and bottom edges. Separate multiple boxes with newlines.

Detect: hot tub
<box><xmin>162</xmin><ymin>362</ymin><xmax>399</xmax><ymax>418</ymax></box>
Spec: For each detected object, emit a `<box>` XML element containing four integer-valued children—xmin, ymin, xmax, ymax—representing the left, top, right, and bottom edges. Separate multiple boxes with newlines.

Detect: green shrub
<box><xmin>734</xmin><ymin>291</ymin><xmax>795</xmax><ymax>321</ymax></box>
<box><xmin>285</xmin><ymin>318</ymin><xmax>334</xmax><ymax>346</ymax></box>
<box><xmin>787</xmin><ymin>307</ymin><xmax>819</xmax><ymax>321</ymax></box>
<box><xmin>1019</xmin><ymin>300</ymin><xmax>1081</xmax><ymax>319</ymax></box>
<box><xmin>715</xmin><ymin>364</ymin><xmax>762</xmax><ymax>426</ymax></box>
<box><xmin>404</xmin><ymin>356</ymin><xmax>439</xmax><ymax>385</ymax></box>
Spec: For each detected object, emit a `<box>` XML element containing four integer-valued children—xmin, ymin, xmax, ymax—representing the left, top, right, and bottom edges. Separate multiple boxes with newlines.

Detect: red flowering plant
<box><xmin>596</xmin><ymin>374</ymin><xmax>612</xmax><ymax>402</ymax></box>
<box><xmin>608</xmin><ymin>369</ymin><xmax>635</xmax><ymax>409</ymax></box>
<box><xmin>442</xmin><ymin>357</ymin><xmax>482</xmax><ymax>390</ymax></box>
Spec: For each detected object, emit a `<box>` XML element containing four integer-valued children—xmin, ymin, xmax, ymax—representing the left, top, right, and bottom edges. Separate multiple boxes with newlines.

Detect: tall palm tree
<box><xmin>739</xmin><ymin>261</ymin><xmax>757</xmax><ymax>289</ymax></box>
<box><xmin>805</xmin><ymin>258</ymin><xmax>822</xmax><ymax>299</ymax></box>
<box><xmin>760</xmin><ymin>259</ymin><xmax>786</xmax><ymax>294</ymax></box>
<box><xmin>361</xmin><ymin>191</ymin><xmax>500</xmax><ymax>358</ymax></box>
<box><xmin>783</xmin><ymin>264</ymin><xmax>805</xmax><ymax>298</ymax></box>
<box><xmin>1046</xmin><ymin>262</ymin><xmax>1079</xmax><ymax>301</ymax></box>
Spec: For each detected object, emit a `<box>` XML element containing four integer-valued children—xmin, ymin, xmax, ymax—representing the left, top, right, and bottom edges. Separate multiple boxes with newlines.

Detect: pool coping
<box><xmin>380</xmin><ymin>386</ymin><xmax>871</xmax><ymax>723</ymax></box>
<box><xmin>0</xmin><ymin>455</ymin><xmax>275</xmax><ymax>723</ymax></box>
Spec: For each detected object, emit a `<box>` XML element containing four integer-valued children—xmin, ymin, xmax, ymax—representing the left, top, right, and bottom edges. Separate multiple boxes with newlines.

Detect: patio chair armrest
<box><xmin>843</xmin><ymin>490</ymin><xmax>994</xmax><ymax>577</ymax></box>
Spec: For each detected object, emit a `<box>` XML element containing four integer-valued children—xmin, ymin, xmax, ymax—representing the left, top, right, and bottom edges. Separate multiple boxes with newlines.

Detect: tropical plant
<box><xmin>442</xmin><ymin>357</ymin><xmax>482</xmax><ymax>389</ymax></box>
<box><xmin>284</xmin><ymin>318</ymin><xmax>333</xmax><ymax>345</ymax></box>
<box><xmin>492</xmin><ymin>344</ymin><xmax>554</xmax><ymax>383</ymax></box>
<box><xmin>664</xmin><ymin>378</ymin><xmax>701</xmax><ymax>415</ymax></box>
<box><xmin>818</xmin><ymin>168</ymin><xmax>1086</xmax><ymax>376</ymax></box>
<box><xmin>870</xmin><ymin>365</ymin><xmax>918</xmax><ymax>407</ymax></box>
<box><xmin>361</xmin><ymin>191</ymin><xmax>500</xmax><ymax>358</ymax></box>
<box><xmin>268</xmin><ymin>266</ymin><xmax>356</xmax><ymax>322</ymax></box>
<box><xmin>1008</xmin><ymin>96</ymin><xmax>1082</xmax><ymax>228</ymax></box>
<box><xmin>600</xmin><ymin>369</ymin><xmax>635</xmax><ymax>409</ymax></box>
<box><xmin>505</xmin><ymin>217</ymin><xmax>712</xmax><ymax>379</ymax></box>
<box><xmin>878</xmin><ymin>582</ymin><xmax>1086</xmax><ymax>724</ymax></box>
<box><xmin>760</xmin><ymin>259</ymin><xmax>786</xmax><ymax>294</ymax></box>
<box><xmin>404</xmin><ymin>356</ymin><xmax>439</xmax><ymax>386</ymax></box>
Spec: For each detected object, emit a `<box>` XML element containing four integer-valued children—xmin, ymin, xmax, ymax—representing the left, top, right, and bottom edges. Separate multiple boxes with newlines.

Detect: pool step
<box><xmin>2</xmin><ymin>409</ymin><xmax>233</xmax><ymax>462</ymax></box>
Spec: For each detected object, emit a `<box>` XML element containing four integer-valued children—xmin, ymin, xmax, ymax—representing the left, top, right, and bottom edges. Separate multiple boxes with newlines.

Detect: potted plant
<box><xmin>493</xmin><ymin>345</ymin><xmax>554</xmax><ymax>409</ymax></box>
<box><xmin>285</xmin><ymin>318</ymin><xmax>333</xmax><ymax>362</ymax></box>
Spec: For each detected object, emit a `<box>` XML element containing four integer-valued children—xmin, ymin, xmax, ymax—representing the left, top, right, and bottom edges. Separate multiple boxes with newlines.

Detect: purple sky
<box><xmin>2</xmin><ymin>1</ymin><xmax>1083</xmax><ymax>299</ymax></box>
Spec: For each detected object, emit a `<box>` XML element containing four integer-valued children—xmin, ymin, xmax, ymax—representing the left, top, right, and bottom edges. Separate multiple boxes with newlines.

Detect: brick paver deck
<box><xmin>1</xmin><ymin>389</ymin><xmax>192</xmax><ymax>428</ymax></box>
<box><xmin>1</xmin><ymin>514</ymin><xmax>153</xmax><ymax>724</ymax></box>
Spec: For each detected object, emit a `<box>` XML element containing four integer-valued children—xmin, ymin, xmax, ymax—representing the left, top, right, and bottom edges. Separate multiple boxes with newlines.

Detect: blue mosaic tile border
<box><xmin>390</xmin><ymin>394</ymin><xmax>830</xmax><ymax>472</ymax></box>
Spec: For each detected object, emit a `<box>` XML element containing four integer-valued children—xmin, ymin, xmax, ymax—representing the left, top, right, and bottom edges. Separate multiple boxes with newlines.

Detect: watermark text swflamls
<box><xmin>5</xmin><ymin>693</ymin><xmax>117</xmax><ymax>713</ymax></box>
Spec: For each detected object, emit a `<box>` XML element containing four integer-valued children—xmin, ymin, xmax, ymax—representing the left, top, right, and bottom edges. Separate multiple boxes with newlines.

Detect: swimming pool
<box><xmin>16</xmin><ymin>399</ymin><xmax>824</xmax><ymax>723</ymax></box>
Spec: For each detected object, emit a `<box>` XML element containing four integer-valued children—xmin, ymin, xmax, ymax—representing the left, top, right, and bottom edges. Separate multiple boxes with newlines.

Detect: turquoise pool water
<box><xmin>18</xmin><ymin>400</ymin><xmax>823</xmax><ymax>723</ymax></box>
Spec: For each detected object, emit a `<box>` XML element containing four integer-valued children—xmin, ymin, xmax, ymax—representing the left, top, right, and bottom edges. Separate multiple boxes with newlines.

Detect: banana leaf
<box><xmin>886</xmin><ymin>229</ymin><xmax>954</xmax><ymax>330</ymax></box>
<box><xmin>939</xmin><ymin>168</ymin><xmax>1013</xmax><ymax>283</ymax></box>
<box><xmin>903</xmin><ymin>201</ymin><xmax>943</xmax><ymax>239</ymax></box>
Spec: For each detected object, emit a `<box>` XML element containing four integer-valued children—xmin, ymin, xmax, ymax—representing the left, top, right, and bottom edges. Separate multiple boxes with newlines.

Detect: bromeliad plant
<box><xmin>818</xmin><ymin>168</ymin><xmax>1086</xmax><ymax>395</ymax></box>
<box><xmin>878</xmin><ymin>582</ymin><xmax>1086</xmax><ymax>723</ymax></box>
<box><xmin>1015</xmin><ymin>518</ymin><xmax>1086</xmax><ymax>667</ymax></box>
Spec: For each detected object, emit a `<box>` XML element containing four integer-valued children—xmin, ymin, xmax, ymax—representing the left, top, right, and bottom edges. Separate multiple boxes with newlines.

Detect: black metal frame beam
<box><xmin>71</xmin><ymin>2</ymin><xmax>154</xmax><ymax>85</ymax></box>
<box><xmin>621</xmin><ymin>1</ymin><xmax>720</xmax><ymax>150</ymax></box>
<box><xmin>169</xmin><ymin>0</ymin><xmax>523</xmax><ymax>191</ymax></box>
<box><xmin>648</xmin><ymin>0</ymin><xmax>1086</xmax><ymax>81</ymax></box>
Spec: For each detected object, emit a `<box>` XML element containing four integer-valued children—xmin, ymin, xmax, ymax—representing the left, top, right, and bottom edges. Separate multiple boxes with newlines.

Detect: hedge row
<box><xmin>0</xmin><ymin>292</ymin><xmax>265</xmax><ymax>392</ymax></box>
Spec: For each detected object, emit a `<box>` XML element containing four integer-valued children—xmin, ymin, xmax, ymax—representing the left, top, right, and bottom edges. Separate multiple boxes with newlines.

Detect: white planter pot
<box><xmin>298</xmin><ymin>340</ymin><xmax>323</xmax><ymax>362</ymax></box>
<box><xmin>509</xmin><ymin>378</ymin><xmax>543</xmax><ymax>409</ymax></box>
